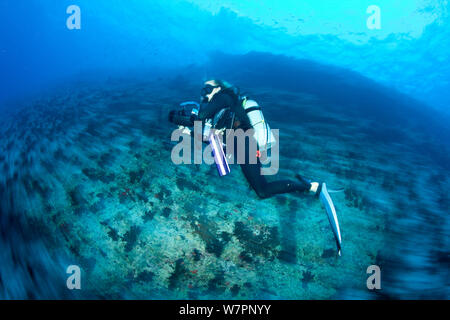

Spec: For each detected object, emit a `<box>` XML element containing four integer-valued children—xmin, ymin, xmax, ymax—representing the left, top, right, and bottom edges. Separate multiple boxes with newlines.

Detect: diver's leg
<box><xmin>240</xmin><ymin>162</ymin><xmax>311</xmax><ymax>199</ymax></box>
<box><xmin>236</xmin><ymin>136</ymin><xmax>314</xmax><ymax>199</ymax></box>
<box><xmin>264</xmin><ymin>179</ymin><xmax>311</xmax><ymax>195</ymax></box>
<box><xmin>240</xmin><ymin>162</ymin><xmax>271</xmax><ymax>199</ymax></box>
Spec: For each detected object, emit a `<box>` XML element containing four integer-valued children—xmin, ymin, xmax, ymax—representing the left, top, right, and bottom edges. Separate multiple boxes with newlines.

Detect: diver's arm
<box><xmin>177</xmin><ymin>125</ymin><xmax>210</xmax><ymax>145</ymax></box>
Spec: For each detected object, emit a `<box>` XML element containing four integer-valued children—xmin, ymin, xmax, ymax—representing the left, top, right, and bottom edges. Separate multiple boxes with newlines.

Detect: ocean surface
<box><xmin>0</xmin><ymin>1</ymin><xmax>449</xmax><ymax>299</ymax></box>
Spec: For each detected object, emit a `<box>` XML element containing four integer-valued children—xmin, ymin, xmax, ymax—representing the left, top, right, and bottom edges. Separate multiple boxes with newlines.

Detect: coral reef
<box><xmin>0</xmin><ymin>76</ymin><xmax>448</xmax><ymax>299</ymax></box>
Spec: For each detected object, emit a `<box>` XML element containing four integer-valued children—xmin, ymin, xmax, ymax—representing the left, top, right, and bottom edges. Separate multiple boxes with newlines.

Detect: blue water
<box><xmin>0</xmin><ymin>1</ymin><xmax>449</xmax><ymax>299</ymax></box>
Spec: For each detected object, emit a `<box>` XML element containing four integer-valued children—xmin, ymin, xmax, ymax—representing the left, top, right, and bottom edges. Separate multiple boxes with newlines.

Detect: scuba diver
<box><xmin>169</xmin><ymin>80</ymin><xmax>342</xmax><ymax>255</ymax></box>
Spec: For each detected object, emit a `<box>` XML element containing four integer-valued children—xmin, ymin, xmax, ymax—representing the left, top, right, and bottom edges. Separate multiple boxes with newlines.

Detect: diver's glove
<box><xmin>177</xmin><ymin>125</ymin><xmax>192</xmax><ymax>136</ymax></box>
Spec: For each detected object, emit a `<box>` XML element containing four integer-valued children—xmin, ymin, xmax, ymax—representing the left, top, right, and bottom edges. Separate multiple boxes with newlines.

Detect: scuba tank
<box><xmin>242</xmin><ymin>98</ymin><xmax>276</xmax><ymax>151</ymax></box>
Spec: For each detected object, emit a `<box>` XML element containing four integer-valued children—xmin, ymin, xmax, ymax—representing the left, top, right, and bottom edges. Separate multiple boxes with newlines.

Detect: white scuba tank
<box><xmin>242</xmin><ymin>99</ymin><xmax>276</xmax><ymax>151</ymax></box>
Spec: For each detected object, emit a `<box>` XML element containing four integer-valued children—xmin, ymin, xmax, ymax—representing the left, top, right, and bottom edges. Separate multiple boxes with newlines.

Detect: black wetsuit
<box><xmin>199</xmin><ymin>88</ymin><xmax>311</xmax><ymax>199</ymax></box>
